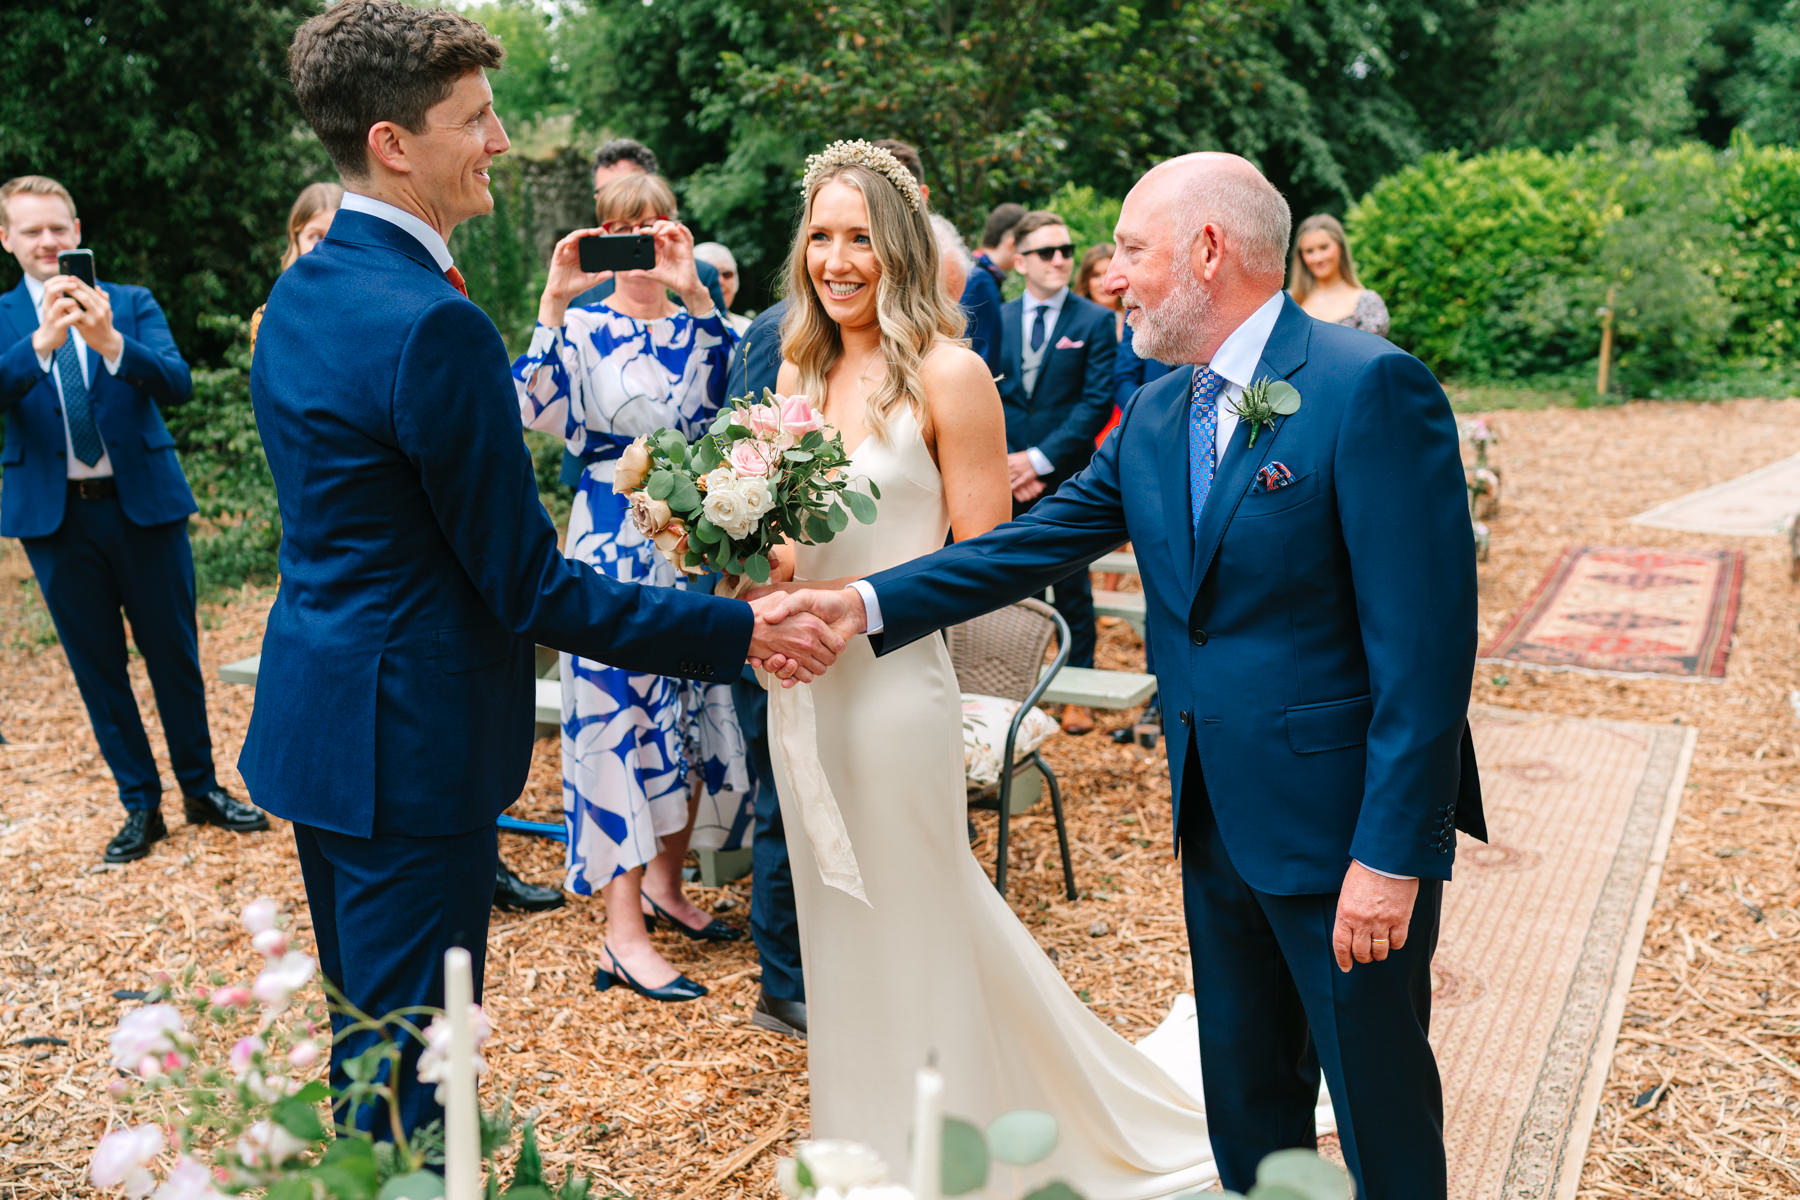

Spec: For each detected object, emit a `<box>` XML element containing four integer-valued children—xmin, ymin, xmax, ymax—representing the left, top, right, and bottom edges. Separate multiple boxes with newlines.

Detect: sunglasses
<box><xmin>1022</xmin><ymin>243</ymin><xmax>1076</xmax><ymax>263</ymax></box>
<box><xmin>598</xmin><ymin>215</ymin><xmax>671</xmax><ymax>234</ymax></box>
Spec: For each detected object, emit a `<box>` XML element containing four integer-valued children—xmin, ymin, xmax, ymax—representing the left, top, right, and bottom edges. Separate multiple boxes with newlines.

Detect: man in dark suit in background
<box><xmin>254</xmin><ymin>0</ymin><xmax>842</xmax><ymax>1133</ymax></box>
<box><xmin>0</xmin><ymin>174</ymin><xmax>267</xmax><ymax>863</ymax></box>
<box><xmin>997</xmin><ymin>209</ymin><xmax>1116</xmax><ymax>733</ymax></box>
<box><xmin>958</xmin><ymin>201</ymin><xmax>1023</xmax><ymax>379</ymax></box>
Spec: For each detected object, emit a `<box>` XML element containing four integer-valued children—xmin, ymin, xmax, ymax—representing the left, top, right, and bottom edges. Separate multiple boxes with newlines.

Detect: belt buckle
<box><xmin>76</xmin><ymin>479</ymin><xmax>106</xmax><ymax>500</ymax></box>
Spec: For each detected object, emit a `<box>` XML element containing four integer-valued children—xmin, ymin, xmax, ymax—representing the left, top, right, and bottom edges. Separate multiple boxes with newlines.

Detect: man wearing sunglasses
<box><xmin>998</xmin><ymin>209</ymin><xmax>1116</xmax><ymax>734</ymax></box>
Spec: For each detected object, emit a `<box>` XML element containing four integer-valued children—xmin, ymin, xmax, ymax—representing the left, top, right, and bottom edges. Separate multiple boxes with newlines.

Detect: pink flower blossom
<box><xmin>110</xmin><ymin>1006</ymin><xmax>186</xmax><ymax>1073</ymax></box>
<box><xmin>208</xmin><ymin>985</ymin><xmax>252</xmax><ymax>1010</ymax></box>
<box><xmin>740</xmin><ymin>402</ymin><xmax>783</xmax><ymax>437</ymax></box>
<box><xmin>91</xmin><ymin>1125</ymin><xmax>164</xmax><ymax>1196</ymax></box>
<box><xmin>250</xmin><ymin>928</ymin><xmax>289</xmax><ymax>959</ymax></box>
<box><xmin>728</xmin><ymin>439</ymin><xmax>779</xmax><ymax>479</ymax></box>
<box><xmin>228</xmin><ymin>1036</ymin><xmax>264</xmax><ymax>1078</ymax></box>
<box><xmin>236</xmin><ymin>1119</ymin><xmax>307</xmax><ymax>1168</ymax></box>
<box><xmin>287</xmin><ymin>1039</ymin><xmax>322</xmax><ymax>1071</ymax></box>
<box><xmin>777</xmin><ymin>394</ymin><xmax>825</xmax><ymax>437</ymax></box>
<box><xmin>415</xmin><ymin>1004</ymin><xmax>493</xmax><ymax>1105</ymax></box>
<box><xmin>251</xmin><ymin>952</ymin><xmax>316</xmax><ymax>1013</ymax></box>
<box><xmin>240</xmin><ymin>898</ymin><xmax>279</xmax><ymax>936</ymax></box>
<box><xmin>151</xmin><ymin>1157</ymin><xmax>227</xmax><ymax>1200</ymax></box>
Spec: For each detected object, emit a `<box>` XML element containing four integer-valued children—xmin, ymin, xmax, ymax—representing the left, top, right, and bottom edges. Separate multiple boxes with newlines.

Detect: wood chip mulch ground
<box><xmin>4</xmin><ymin>394</ymin><xmax>1800</xmax><ymax>1198</ymax></box>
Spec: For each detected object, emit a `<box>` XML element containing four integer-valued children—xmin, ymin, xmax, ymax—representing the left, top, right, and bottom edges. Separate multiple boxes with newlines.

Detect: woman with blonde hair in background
<box><xmin>748</xmin><ymin>140</ymin><xmax>1217</xmax><ymax>1196</ymax></box>
<box><xmin>250</xmin><ymin>181</ymin><xmax>343</xmax><ymax>345</ymax></box>
<box><xmin>1289</xmin><ymin>213</ymin><xmax>1389</xmax><ymax>337</ymax></box>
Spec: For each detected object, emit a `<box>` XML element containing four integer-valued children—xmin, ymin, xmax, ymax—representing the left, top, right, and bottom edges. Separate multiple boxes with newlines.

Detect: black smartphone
<box><xmin>578</xmin><ymin>233</ymin><xmax>656</xmax><ymax>274</ymax></box>
<box><xmin>58</xmin><ymin>249</ymin><xmax>96</xmax><ymax>288</ymax></box>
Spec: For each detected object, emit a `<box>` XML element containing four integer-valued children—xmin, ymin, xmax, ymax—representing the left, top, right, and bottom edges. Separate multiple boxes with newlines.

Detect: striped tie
<box><xmin>1189</xmin><ymin>366</ymin><xmax>1224</xmax><ymax>531</ymax></box>
<box><xmin>56</xmin><ymin>338</ymin><xmax>104</xmax><ymax>466</ymax></box>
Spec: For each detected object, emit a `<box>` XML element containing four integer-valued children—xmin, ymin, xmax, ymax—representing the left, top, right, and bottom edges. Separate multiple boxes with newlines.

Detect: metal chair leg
<box><xmin>1038</xmin><ymin>755</ymin><xmax>1075</xmax><ymax>900</ymax></box>
<box><xmin>994</xmin><ymin>771</ymin><xmax>1011</xmax><ymax>897</ymax></box>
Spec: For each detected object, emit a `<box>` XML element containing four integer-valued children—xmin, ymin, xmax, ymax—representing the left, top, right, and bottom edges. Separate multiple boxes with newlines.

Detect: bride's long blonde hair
<box><xmin>780</xmin><ymin>162</ymin><xmax>966</xmax><ymax>445</ymax></box>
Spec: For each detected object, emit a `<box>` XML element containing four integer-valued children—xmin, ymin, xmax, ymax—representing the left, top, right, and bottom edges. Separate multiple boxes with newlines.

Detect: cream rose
<box><xmin>651</xmin><ymin>518</ymin><xmax>705</xmax><ymax>576</ymax></box>
<box><xmin>627</xmin><ymin>491</ymin><xmax>673</xmax><ymax>536</ymax></box>
<box><xmin>703</xmin><ymin>480</ymin><xmax>758</xmax><ymax>540</ymax></box>
<box><xmin>736</xmin><ymin>476</ymin><xmax>775</xmax><ymax>520</ymax></box>
<box><xmin>613</xmin><ymin>438</ymin><xmax>652</xmax><ymax>494</ymax></box>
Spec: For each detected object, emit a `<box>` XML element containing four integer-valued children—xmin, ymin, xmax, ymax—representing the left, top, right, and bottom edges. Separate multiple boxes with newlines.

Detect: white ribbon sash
<box><xmin>763</xmin><ymin>670</ymin><xmax>870</xmax><ymax>906</ymax></box>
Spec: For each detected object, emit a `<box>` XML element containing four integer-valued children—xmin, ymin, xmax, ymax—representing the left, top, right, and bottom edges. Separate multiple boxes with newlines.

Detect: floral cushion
<box><xmin>961</xmin><ymin>693</ymin><xmax>1060</xmax><ymax>789</ymax></box>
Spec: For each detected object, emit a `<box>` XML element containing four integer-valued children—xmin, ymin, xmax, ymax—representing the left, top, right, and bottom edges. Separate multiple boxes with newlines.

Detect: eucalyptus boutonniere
<box><xmin>1231</xmin><ymin>379</ymin><xmax>1302</xmax><ymax>448</ymax></box>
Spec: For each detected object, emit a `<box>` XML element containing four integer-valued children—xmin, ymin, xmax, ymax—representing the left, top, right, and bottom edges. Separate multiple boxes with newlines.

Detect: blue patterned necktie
<box><xmin>1029</xmin><ymin>304</ymin><xmax>1047</xmax><ymax>351</ymax></box>
<box><xmin>1189</xmin><ymin>365</ymin><xmax>1224</xmax><ymax>532</ymax></box>
<box><xmin>55</xmin><ymin>337</ymin><xmax>104</xmax><ymax>466</ymax></box>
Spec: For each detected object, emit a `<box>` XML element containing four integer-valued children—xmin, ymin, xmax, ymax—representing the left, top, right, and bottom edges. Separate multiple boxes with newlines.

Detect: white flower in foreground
<box><xmin>237</xmin><ymin>1119</ymin><xmax>308</xmax><ymax>1168</ymax></box>
<box><xmin>287</xmin><ymin>1039</ymin><xmax>322</xmax><ymax>1070</ymax></box>
<box><xmin>736</xmin><ymin>475</ymin><xmax>775</xmax><ymax>520</ymax></box>
<box><xmin>151</xmin><ymin>1157</ymin><xmax>227</xmax><ymax>1200</ymax></box>
<box><xmin>251</xmin><ymin>928</ymin><xmax>289</xmax><ymax>959</ymax></box>
<box><xmin>843</xmin><ymin>1188</ymin><xmax>914</xmax><ymax>1200</ymax></box>
<box><xmin>415</xmin><ymin>1004</ymin><xmax>493</xmax><ymax>1104</ymax></box>
<box><xmin>702</xmin><ymin>479</ymin><xmax>758</xmax><ymax>539</ymax></box>
<box><xmin>240</xmin><ymin>898</ymin><xmax>279</xmax><ymax>936</ymax></box>
<box><xmin>91</xmin><ymin>1125</ymin><xmax>164</xmax><ymax>1196</ymax></box>
<box><xmin>251</xmin><ymin>952</ymin><xmax>316</xmax><ymax>1012</ymax></box>
<box><xmin>110</xmin><ymin>1006</ymin><xmax>186</xmax><ymax>1073</ymax></box>
<box><xmin>228</xmin><ymin>1036</ymin><xmax>264</xmax><ymax>1078</ymax></box>
<box><xmin>796</xmin><ymin>1140</ymin><xmax>889</xmax><ymax>1192</ymax></box>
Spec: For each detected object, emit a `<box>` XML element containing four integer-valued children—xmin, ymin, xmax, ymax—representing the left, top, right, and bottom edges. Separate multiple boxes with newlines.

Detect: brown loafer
<box><xmin>1060</xmin><ymin>704</ymin><xmax>1095</xmax><ymax>735</ymax></box>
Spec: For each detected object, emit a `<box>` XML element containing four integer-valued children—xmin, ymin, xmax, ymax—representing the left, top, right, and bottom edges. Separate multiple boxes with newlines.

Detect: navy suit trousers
<box><xmin>1178</xmin><ymin>743</ymin><xmax>1446</xmax><ymax>1200</ymax></box>
<box><xmin>21</xmin><ymin>497</ymin><xmax>215</xmax><ymax>810</ymax></box>
<box><xmin>293</xmin><ymin>821</ymin><xmax>497</xmax><ymax>1137</ymax></box>
<box><xmin>731</xmin><ymin>672</ymin><xmax>804</xmax><ymax>1002</ymax></box>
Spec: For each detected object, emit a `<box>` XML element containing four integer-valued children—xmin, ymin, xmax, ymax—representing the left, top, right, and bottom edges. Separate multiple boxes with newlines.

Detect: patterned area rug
<box><xmin>1629</xmin><ymin>452</ymin><xmax>1800</xmax><ymax>536</ymax></box>
<box><xmin>1480</xmin><ymin>546</ymin><xmax>1745</xmax><ymax>679</ymax></box>
<box><xmin>1437</xmin><ymin>706</ymin><xmax>1693</xmax><ymax>1200</ymax></box>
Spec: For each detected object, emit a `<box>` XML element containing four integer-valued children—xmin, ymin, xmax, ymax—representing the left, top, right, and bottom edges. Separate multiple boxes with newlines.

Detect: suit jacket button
<box><xmin>1190</xmin><ymin>629</ymin><xmax>1208</xmax><ymax>646</ymax></box>
<box><xmin>1178</xmin><ymin>710</ymin><xmax>1192</xmax><ymax>725</ymax></box>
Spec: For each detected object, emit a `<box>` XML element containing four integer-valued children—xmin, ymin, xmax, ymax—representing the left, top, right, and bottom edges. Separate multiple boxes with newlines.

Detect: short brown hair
<box><xmin>288</xmin><ymin>0</ymin><xmax>503</xmax><ymax>180</ymax></box>
<box><xmin>1009</xmin><ymin>210</ymin><xmax>1068</xmax><ymax>250</ymax></box>
<box><xmin>595</xmin><ymin>173</ymin><xmax>678</xmax><ymax>227</ymax></box>
<box><xmin>980</xmin><ymin>202</ymin><xmax>1025</xmax><ymax>249</ymax></box>
<box><xmin>0</xmin><ymin>175</ymin><xmax>77</xmax><ymax>229</ymax></box>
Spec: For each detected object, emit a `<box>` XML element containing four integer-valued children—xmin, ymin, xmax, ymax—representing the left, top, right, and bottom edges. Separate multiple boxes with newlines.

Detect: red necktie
<box><xmin>445</xmin><ymin>265</ymin><xmax>468</xmax><ymax>298</ymax></box>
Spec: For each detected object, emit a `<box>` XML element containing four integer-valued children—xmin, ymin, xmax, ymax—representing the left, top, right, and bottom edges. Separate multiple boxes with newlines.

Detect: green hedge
<box><xmin>1348</xmin><ymin>136</ymin><xmax>1800</xmax><ymax>388</ymax></box>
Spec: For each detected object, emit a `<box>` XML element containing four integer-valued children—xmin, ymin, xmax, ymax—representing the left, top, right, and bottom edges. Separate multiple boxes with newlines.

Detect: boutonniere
<box><xmin>1231</xmin><ymin>379</ymin><xmax>1302</xmax><ymax>448</ymax></box>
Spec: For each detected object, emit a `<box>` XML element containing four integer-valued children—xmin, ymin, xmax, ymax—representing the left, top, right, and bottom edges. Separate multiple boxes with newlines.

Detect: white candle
<box><xmin>909</xmin><ymin>1057</ymin><xmax>944</xmax><ymax>1200</ymax></box>
<box><xmin>443</xmin><ymin>949</ymin><xmax>480</xmax><ymax>1200</ymax></box>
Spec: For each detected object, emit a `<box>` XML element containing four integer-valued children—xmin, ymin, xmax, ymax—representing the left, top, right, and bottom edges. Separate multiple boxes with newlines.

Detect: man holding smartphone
<box><xmin>0</xmin><ymin>174</ymin><xmax>267</xmax><ymax>863</ymax></box>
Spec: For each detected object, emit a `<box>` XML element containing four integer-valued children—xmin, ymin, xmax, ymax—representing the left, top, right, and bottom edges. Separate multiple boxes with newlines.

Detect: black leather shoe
<box><xmin>751</xmin><ymin>989</ymin><xmax>807</xmax><ymax>1039</ymax></box>
<box><xmin>494</xmin><ymin>860</ymin><xmax>566</xmax><ymax>912</ymax></box>
<box><xmin>105</xmin><ymin>809</ymin><xmax>167</xmax><ymax>863</ymax></box>
<box><xmin>593</xmin><ymin>947</ymin><xmax>706</xmax><ymax>1002</ymax></box>
<box><xmin>182</xmin><ymin>787</ymin><xmax>270</xmax><ymax>832</ymax></box>
<box><xmin>641</xmin><ymin>894</ymin><xmax>746</xmax><ymax>942</ymax></box>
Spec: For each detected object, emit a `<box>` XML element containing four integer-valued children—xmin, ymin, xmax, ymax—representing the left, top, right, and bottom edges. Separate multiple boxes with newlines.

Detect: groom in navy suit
<box><xmin>253</xmin><ymin>0</ymin><xmax>842</xmax><ymax>1134</ymax></box>
<box><xmin>770</xmin><ymin>154</ymin><xmax>1481</xmax><ymax>1199</ymax></box>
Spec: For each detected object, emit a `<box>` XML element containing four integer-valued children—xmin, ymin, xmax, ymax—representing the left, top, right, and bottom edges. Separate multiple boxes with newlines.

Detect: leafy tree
<box><xmin>1719</xmin><ymin>0</ymin><xmax>1800</xmax><ymax>144</ymax></box>
<box><xmin>464</xmin><ymin>0</ymin><xmax>571</xmax><ymax>130</ymax></box>
<box><xmin>0</xmin><ymin>0</ymin><xmax>329</xmax><ymax>364</ymax></box>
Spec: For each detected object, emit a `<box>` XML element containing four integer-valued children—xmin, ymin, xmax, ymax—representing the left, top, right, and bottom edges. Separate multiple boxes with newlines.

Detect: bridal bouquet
<box><xmin>613</xmin><ymin>390</ymin><xmax>878</xmax><ymax>584</ymax></box>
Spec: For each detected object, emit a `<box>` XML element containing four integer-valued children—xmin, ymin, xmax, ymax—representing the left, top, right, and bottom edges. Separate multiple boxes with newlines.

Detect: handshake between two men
<box><xmin>743</xmin><ymin>586</ymin><xmax>870</xmax><ymax>684</ymax></box>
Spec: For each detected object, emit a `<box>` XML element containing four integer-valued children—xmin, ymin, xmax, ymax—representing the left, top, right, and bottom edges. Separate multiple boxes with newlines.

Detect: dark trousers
<box><xmin>293</xmin><ymin>821</ymin><xmax>498</xmax><ymax>1137</ymax></box>
<box><xmin>1178</xmin><ymin>757</ymin><xmax>1446</xmax><ymax>1200</ymax></box>
<box><xmin>20</xmin><ymin>497</ymin><xmax>215</xmax><ymax>811</ymax></box>
<box><xmin>1016</xmin><ymin>490</ymin><xmax>1096</xmax><ymax>668</ymax></box>
<box><xmin>731</xmin><ymin>672</ymin><xmax>804</xmax><ymax>1002</ymax></box>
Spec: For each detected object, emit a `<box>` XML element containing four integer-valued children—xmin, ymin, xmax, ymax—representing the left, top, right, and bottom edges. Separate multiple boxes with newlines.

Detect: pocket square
<box><xmin>1255</xmin><ymin>462</ymin><xmax>1295</xmax><ymax>492</ymax></box>
<box><xmin>1054</xmin><ymin>335</ymin><xmax>1085</xmax><ymax>349</ymax></box>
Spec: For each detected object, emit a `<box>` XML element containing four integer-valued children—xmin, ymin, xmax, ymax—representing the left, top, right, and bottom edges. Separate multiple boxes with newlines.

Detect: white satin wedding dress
<box><xmin>768</xmin><ymin>407</ymin><xmax>1261</xmax><ymax>1198</ymax></box>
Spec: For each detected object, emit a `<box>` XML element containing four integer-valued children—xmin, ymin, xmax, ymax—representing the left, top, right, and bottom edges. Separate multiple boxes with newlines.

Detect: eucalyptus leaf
<box><xmin>867</xmin><ymin>480</ymin><xmax>882</xmax><ymax>500</ymax></box>
<box><xmin>845</xmin><ymin>489</ymin><xmax>878</xmax><ymax>524</ymax></box>
<box><xmin>1022</xmin><ymin>1184</ymin><xmax>1084</xmax><ymax>1200</ymax></box>
<box><xmin>1244</xmin><ymin>1187</ymin><xmax>1310</xmax><ymax>1200</ymax></box>
<box><xmin>826</xmin><ymin>504</ymin><xmax>850</xmax><ymax>533</ymax></box>
<box><xmin>668</xmin><ymin>476</ymin><xmax>701</xmax><ymax>512</ymax></box>
<box><xmin>1267</xmin><ymin>381</ymin><xmax>1302</xmax><ymax>416</ymax></box>
<box><xmin>655</xmin><ymin>429</ymin><xmax>687</xmax><ymax>460</ymax></box>
<box><xmin>646</xmin><ymin>470</ymin><xmax>675</xmax><ymax>502</ymax></box>
<box><xmin>376</xmin><ymin>1170</ymin><xmax>446</xmax><ymax>1200</ymax></box>
<box><xmin>744</xmin><ymin>553</ymin><xmax>771</xmax><ymax>584</ymax></box>
<box><xmin>783</xmin><ymin>449</ymin><xmax>815</xmax><ymax>463</ymax></box>
<box><xmin>987</xmin><ymin>1109</ymin><xmax>1059</xmax><ymax>1166</ymax></box>
<box><xmin>805</xmin><ymin>514</ymin><xmax>833</xmax><ymax>542</ymax></box>
<box><xmin>693</xmin><ymin>438</ymin><xmax>723</xmax><ymax>472</ymax></box>
<box><xmin>1252</xmin><ymin>1149</ymin><xmax>1351</xmax><ymax>1198</ymax></box>
<box><xmin>940</xmin><ymin>1116</ymin><xmax>989</xmax><ymax>1195</ymax></box>
<box><xmin>689</xmin><ymin>518</ymin><xmax>719</xmax><ymax>544</ymax></box>
<box><xmin>801</xmin><ymin>430</ymin><xmax>825</xmax><ymax>450</ymax></box>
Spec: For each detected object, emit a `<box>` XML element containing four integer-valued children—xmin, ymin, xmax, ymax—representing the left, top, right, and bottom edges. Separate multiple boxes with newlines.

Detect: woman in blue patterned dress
<box><xmin>513</xmin><ymin>173</ymin><xmax>749</xmax><ymax>1002</ymax></box>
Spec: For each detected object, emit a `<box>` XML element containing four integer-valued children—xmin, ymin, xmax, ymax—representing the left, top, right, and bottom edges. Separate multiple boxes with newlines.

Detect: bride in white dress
<box><xmin>751</xmin><ymin>141</ymin><xmax>1225</xmax><ymax>1199</ymax></box>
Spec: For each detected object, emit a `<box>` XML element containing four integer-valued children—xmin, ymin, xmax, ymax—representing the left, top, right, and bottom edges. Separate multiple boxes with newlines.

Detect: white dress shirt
<box><xmin>1019</xmin><ymin>286</ymin><xmax>1069</xmax><ymax>478</ymax></box>
<box><xmin>26</xmin><ymin>274</ymin><xmax>121</xmax><ymax>480</ymax></box>
<box><xmin>340</xmin><ymin>191</ymin><xmax>456</xmax><ymax>273</ymax></box>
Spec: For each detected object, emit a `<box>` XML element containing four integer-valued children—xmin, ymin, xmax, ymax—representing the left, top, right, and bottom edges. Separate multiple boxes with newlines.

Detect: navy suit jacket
<box><xmin>958</xmin><ymin>255</ymin><xmax>1006</xmax><ymax>379</ymax></box>
<box><xmin>998</xmin><ymin>293</ymin><xmax>1116</xmax><ymax>486</ymax></box>
<box><xmin>0</xmin><ymin>279</ymin><xmax>196</xmax><ymax>538</ymax></box>
<box><xmin>728</xmin><ymin>296</ymin><xmax>787</xmax><ymax>400</ymax></box>
<box><xmin>868</xmin><ymin>295</ymin><xmax>1482</xmax><ymax>893</ymax></box>
<box><xmin>243</xmin><ymin>209</ymin><xmax>753</xmax><ymax>839</ymax></box>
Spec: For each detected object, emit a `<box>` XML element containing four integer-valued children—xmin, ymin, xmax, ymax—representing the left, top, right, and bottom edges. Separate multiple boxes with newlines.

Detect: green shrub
<box><xmin>1349</xmin><ymin>140</ymin><xmax>1800</xmax><ymax>389</ymax></box>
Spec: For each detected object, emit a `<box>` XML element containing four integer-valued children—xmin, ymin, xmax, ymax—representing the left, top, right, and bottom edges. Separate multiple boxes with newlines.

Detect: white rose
<box><xmin>91</xmin><ymin>1125</ymin><xmax>165</xmax><ymax>1195</ymax></box>
<box><xmin>703</xmin><ymin>480</ymin><xmax>758</xmax><ymax>540</ymax></box>
<box><xmin>702</xmin><ymin>467</ymin><xmax>736</xmax><ymax>495</ymax></box>
<box><xmin>236</xmin><ymin>1120</ymin><xmax>308</xmax><ymax>1169</ymax></box>
<box><xmin>736</xmin><ymin>476</ymin><xmax>775</xmax><ymax>520</ymax></box>
<box><xmin>797</xmin><ymin>1141</ymin><xmax>889</xmax><ymax>1192</ymax></box>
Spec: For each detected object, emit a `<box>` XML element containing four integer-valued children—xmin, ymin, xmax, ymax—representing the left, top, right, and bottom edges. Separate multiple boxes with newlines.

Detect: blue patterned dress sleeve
<box><xmin>510</xmin><ymin>304</ymin><xmax>751</xmax><ymax>892</ymax></box>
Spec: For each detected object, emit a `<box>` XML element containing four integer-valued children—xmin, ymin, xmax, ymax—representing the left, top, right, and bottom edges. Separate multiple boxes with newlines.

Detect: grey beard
<box><xmin>1131</xmin><ymin>277</ymin><xmax>1212</xmax><ymax>365</ymax></box>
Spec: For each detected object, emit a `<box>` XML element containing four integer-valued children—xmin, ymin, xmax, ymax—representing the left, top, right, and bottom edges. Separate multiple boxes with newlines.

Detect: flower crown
<box><xmin>800</xmin><ymin>140</ymin><xmax>924</xmax><ymax>214</ymax></box>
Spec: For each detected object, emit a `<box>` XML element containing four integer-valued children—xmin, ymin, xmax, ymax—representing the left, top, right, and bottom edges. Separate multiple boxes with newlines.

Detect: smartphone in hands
<box><xmin>57</xmin><ymin>249</ymin><xmax>96</xmax><ymax>310</ymax></box>
<box><xmin>577</xmin><ymin>234</ymin><xmax>656</xmax><ymax>274</ymax></box>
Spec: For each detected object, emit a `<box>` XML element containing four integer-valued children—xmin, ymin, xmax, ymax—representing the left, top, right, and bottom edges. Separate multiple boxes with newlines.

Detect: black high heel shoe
<box><xmin>592</xmin><ymin>947</ymin><xmax>707</xmax><ymax>1002</ymax></box>
<box><xmin>640</xmin><ymin>894</ymin><xmax>746</xmax><ymax>942</ymax></box>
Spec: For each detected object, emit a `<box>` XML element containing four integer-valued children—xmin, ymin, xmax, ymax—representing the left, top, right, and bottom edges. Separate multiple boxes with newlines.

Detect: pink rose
<box><xmin>777</xmin><ymin>394</ymin><xmax>825</xmax><ymax>437</ymax></box>
<box><xmin>728</xmin><ymin>439</ymin><xmax>779</xmax><ymax>479</ymax></box>
<box><xmin>740</xmin><ymin>402</ymin><xmax>783</xmax><ymax>437</ymax></box>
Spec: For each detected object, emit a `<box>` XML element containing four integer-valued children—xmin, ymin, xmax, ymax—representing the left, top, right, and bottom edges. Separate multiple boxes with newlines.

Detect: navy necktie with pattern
<box><xmin>1030</xmin><ymin>304</ymin><xmax>1047</xmax><ymax>352</ymax></box>
<box><xmin>1189</xmin><ymin>366</ymin><xmax>1224</xmax><ymax>532</ymax></box>
<box><xmin>56</xmin><ymin>338</ymin><xmax>104</xmax><ymax>467</ymax></box>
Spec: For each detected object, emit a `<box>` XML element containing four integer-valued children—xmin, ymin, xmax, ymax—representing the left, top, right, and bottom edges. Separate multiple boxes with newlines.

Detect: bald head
<box><xmin>1135</xmin><ymin>153</ymin><xmax>1291</xmax><ymax>283</ymax></box>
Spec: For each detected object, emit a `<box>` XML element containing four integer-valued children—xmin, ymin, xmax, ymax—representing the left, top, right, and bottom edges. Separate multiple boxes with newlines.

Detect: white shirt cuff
<box><xmin>848</xmin><ymin>580</ymin><xmax>883</xmax><ymax>635</ymax></box>
<box><xmin>104</xmin><ymin>352</ymin><xmax>123</xmax><ymax>375</ymax></box>
<box><xmin>1026</xmin><ymin>446</ymin><xmax>1054</xmax><ymax>478</ymax></box>
<box><xmin>1355</xmin><ymin>860</ymin><xmax>1416</xmax><ymax>881</ymax></box>
<box><xmin>36</xmin><ymin>352</ymin><xmax>51</xmax><ymax>373</ymax></box>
